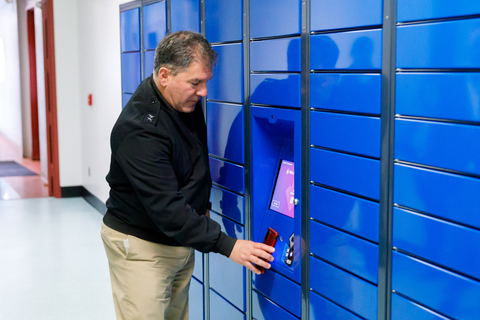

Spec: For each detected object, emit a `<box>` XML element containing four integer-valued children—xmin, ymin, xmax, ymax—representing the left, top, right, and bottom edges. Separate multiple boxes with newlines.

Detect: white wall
<box><xmin>0</xmin><ymin>1</ymin><xmax>23</xmax><ymax>151</ymax></box>
<box><xmin>76</xmin><ymin>0</ymin><xmax>124</xmax><ymax>201</ymax></box>
<box><xmin>34</xmin><ymin>4</ymin><xmax>48</xmax><ymax>182</ymax></box>
<box><xmin>53</xmin><ymin>0</ymin><xmax>83</xmax><ymax>187</ymax></box>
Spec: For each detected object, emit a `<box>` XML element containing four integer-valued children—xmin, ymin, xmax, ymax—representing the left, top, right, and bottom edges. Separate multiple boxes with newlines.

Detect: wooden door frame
<box><xmin>27</xmin><ymin>8</ymin><xmax>40</xmax><ymax>161</ymax></box>
<box><xmin>41</xmin><ymin>0</ymin><xmax>61</xmax><ymax>198</ymax></box>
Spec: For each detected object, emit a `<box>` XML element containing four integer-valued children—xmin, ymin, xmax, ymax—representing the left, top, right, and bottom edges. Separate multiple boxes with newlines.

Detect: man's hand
<box><xmin>229</xmin><ymin>240</ymin><xmax>275</xmax><ymax>275</ymax></box>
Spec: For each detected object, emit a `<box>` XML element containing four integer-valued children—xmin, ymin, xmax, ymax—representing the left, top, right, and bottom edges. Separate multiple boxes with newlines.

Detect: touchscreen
<box><xmin>269</xmin><ymin>160</ymin><xmax>295</xmax><ymax>218</ymax></box>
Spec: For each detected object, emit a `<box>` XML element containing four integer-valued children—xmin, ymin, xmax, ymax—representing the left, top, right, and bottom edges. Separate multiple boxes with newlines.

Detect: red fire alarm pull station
<box><xmin>88</xmin><ymin>94</ymin><xmax>92</xmax><ymax>106</ymax></box>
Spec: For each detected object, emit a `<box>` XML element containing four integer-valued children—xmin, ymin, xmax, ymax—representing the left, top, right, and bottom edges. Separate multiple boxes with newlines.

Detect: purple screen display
<box><xmin>269</xmin><ymin>160</ymin><xmax>295</xmax><ymax>218</ymax></box>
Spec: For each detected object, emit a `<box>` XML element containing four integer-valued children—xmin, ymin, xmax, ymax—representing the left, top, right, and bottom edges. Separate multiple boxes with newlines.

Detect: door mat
<box><xmin>0</xmin><ymin>161</ymin><xmax>38</xmax><ymax>177</ymax></box>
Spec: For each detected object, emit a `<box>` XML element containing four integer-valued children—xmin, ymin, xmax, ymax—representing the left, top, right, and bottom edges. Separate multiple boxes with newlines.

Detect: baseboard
<box><xmin>60</xmin><ymin>186</ymin><xmax>107</xmax><ymax>215</ymax></box>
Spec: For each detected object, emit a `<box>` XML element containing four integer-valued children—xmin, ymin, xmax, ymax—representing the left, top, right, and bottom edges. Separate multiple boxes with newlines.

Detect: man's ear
<box><xmin>157</xmin><ymin>67</ymin><xmax>171</xmax><ymax>87</ymax></box>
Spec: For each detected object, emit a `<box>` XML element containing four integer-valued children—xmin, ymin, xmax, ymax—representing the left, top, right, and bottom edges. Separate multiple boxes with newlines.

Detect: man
<box><xmin>101</xmin><ymin>31</ymin><xmax>274</xmax><ymax>320</ymax></box>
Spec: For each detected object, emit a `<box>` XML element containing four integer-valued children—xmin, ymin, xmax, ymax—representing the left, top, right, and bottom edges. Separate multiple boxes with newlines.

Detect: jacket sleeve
<box><xmin>114</xmin><ymin>126</ymin><xmax>236</xmax><ymax>257</ymax></box>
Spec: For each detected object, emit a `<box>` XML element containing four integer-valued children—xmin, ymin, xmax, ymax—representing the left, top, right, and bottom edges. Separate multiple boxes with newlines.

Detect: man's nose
<box><xmin>196</xmin><ymin>83</ymin><xmax>208</xmax><ymax>97</ymax></box>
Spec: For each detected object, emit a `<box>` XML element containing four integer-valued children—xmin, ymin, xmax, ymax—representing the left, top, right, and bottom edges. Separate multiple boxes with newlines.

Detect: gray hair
<box><xmin>153</xmin><ymin>31</ymin><xmax>218</xmax><ymax>76</ymax></box>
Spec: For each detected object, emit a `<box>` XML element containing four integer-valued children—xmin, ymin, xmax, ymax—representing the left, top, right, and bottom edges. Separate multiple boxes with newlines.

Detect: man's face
<box><xmin>160</xmin><ymin>61</ymin><xmax>213</xmax><ymax>113</ymax></box>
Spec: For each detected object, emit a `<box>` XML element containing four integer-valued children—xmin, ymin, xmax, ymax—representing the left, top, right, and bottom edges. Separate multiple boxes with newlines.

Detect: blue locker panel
<box><xmin>396</xmin><ymin>73</ymin><xmax>480</xmax><ymax>123</ymax></box>
<box><xmin>121</xmin><ymin>52</ymin><xmax>141</xmax><ymax>93</ymax></box>
<box><xmin>253</xmin><ymin>269</ymin><xmax>301</xmax><ymax>317</ymax></box>
<box><xmin>250</xmin><ymin>38</ymin><xmax>301</xmax><ymax>72</ymax></box>
<box><xmin>392</xmin><ymin>251</ymin><xmax>480</xmax><ymax>319</ymax></box>
<box><xmin>391</xmin><ymin>293</ymin><xmax>450</xmax><ymax>320</ymax></box>
<box><xmin>122</xmin><ymin>93</ymin><xmax>132</xmax><ymax>108</ymax></box>
<box><xmin>310</xmin><ymin>256</ymin><xmax>377</xmax><ymax>319</ymax></box>
<box><xmin>311</xmin><ymin>0</ymin><xmax>383</xmax><ymax>32</ymax></box>
<box><xmin>189</xmin><ymin>277</ymin><xmax>204</xmax><ymax>320</ymax></box>
<box><xmin>394</xmin><ymin>164</ymin><xmax>480</xmax><ymax>229</ymax></box>
<box><xmin>250</xmin><ymin>74</ymin><xmax>301</xmax><ymax>108</ymax></box>
<box><xmin>143</xmin><ymin>1</ymin><xmax>166</xmax><ymax>50</ymax></box>
<box><xmin>310</xmin><ymin>290</ymin><xmax>362</xmax><ymax>320</ymax></box>
<box><xmin>209</xmin><ymin>157</ymin><xmax>245</xmax><ymax>194</ymax></box>
<box><xmin>395</xmin><ymin>119</ymin><xmax>480</xmax><ymax>175</ymax></box>
<box><xmin>209</xmin><ymin>211</ymin><xmax>245</xmax><ymax>311</ymax></box>
<box><xmin>397</xmin><ymin>0</ymin><xmax>480</xmax><ymax>23</ymax></box>
<box><xmin>207</xmin><ymin>102</ymin><xmax>244</xmax><ymax>164</ymax></box>
<box><xmin>310</xmin><ymin>185</ymin><xmax>379</xmax><ymax>242</ymax></box>
<box><xmin>210</xmin><ymin>289</ymin><xmax>245</xmax><ymax>320</ymax></box>
<box><xmin>393</xmin><ymin>207</ymin><xmax>480</xmax><ymax>280</ymax></box>
<box><xmin>397</xmin><ymin>18</ymin><xmax>480</xmax><ymax>69</ymax></box>
<box><xmin>171</xmin><ymin>0</ymin><xmax>200</xmax><ymax>33</ymax></box>
<box><xmin>144</xmin><ymin>50</ymin><xmax>155</xmax><ymax>78</ymax></box>
<box><xmin>208</xmin><ymin>44</ymin><xmax>243</xmax><ymax>103</ymax></box>
<box><xmin>249</xmin><ymin>0</ymin><xmax>300</xmax><ymax>39</ymax></box>
<box><xmin>311</xmin><ymin>112</ymin><xmax>381</xmax><ymax>158</ymax></box>
<box><xmin>205</xmin><ymin>0</ymin><xmax>242</xmax><ymax>43</ymax></box>
<box><xmin>120</xmin><ymin>8</ymin><xmax>140</xmax><ymax>52</ymax></box>
<box><xmin>310</xmin><ymin>221</ymin><xmax>378</xmax><ymax>284</ymax></box>
<box><xmin>193</xmin><ymin>250</ymin><xmax>203</xmax><ymax>282</ymax></box>
<box><xmin>310</xmin><ymin>73</ymin><xmax>381</xmax><ymax>114</ymax></box>
<box><xmin>210</xmin><ymin>185</ymin><xmax>244</xmax><ymax>225</ymax></box>
<box><xmin>311</xmin><ymin>29</ymin><xmax>382</xmax><ymax>70</ymax></box>
<box><xmin>311</xmin><ymin>148</ymin><xmax>380</xmax><ymax>200</ymax></box>
<box><xmin>252</xmin><ymin>290</ymin><xmax>298</xmax><ymax>320</ymax></box>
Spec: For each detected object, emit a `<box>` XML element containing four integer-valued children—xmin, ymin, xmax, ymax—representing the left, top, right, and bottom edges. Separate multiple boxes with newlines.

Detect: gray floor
<box><xmin>0</xmin><ymin>197</ymin><xmax>116</xmax><ymax>320</ymax></box>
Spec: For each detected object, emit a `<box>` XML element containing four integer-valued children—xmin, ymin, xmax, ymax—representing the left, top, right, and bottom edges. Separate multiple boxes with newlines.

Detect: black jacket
<box><xmin>103</xmin><ymin>76</ymin><xmax>236</xmax><ymax>257</ymax></box>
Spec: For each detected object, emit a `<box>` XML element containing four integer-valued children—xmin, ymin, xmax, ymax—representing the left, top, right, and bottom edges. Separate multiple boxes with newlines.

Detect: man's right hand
<box><xmin>229</xmin><ymin>239</ymin><xmax>275</xmax><ymax>274</ymax></box>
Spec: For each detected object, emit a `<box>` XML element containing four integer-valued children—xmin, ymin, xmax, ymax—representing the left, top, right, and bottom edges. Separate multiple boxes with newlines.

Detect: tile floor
<box><xmin>0</xmin><ymin>197</ymin><xmax>116</xmax><ymax>320</ymax></box>
<box><xmin>0</xmin><ymin>133</ymin><xmax>49</xmax><ymax>200</ymax></box>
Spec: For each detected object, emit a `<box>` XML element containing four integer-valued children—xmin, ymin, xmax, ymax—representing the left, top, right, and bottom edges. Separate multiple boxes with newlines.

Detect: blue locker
<box><xmin>310</xmin><ymin>290</ymin><xmax>362</xmax><ymax>320</ymax></box>
<box><xmin>253</xmin><ymin>270</ymin><xmax>301</xmax><ymax>317</ymax></box>
<box><xmin>209</xmin><ymin>211</ymin><xmax>245</xmax><ymax>311</ymax></box>
<box><xmin>311</xmin><ymin>29</ymin><xmax>382</xmax><ymax>70</ymax></box>
<box><xmin>310</xmin><ymin>221</ymin><xmax>379</xmax><ymax>284</ymax></box>
<box><xmin>193</xmin><ymin>250</ymin><xmax>203</xmax><ymax>282</ymax></box>
<box><xmin>249</xmin><ymin>0</ymin><xmax>300</xmax><ymax>39</ymax></box>
<box><xmin>209</xmin><ymin>289</ymin><xmax>245</xmax><ymax>320</ymax></box>
<box><xmin>311</xmin><ymin>112</ymin><xmax>381</xmax><ymax>158</ymax></box>
<box><xmin>393</xmin><ymin>207</ymin><xmax>480</xmax><ymax>280</ymax></box>
<box><xmin>310</xmin><ymin>256</ymin><xmax>378</xmax><ymax>319</ymax></box>
<box><xmin>171</xmin><ymin>0</ymin><xmax>200</xmax><ymax>33</ymax></box>
<box><xmin>189</xmin><ymin>277</ymin><xmax>204</xmax><ymax>320</ymax></box>
<box><xmin>396</xmin><ymin>73</ymin><xmax>480</xmax><ymax>123</ymax></box>
<box><xmin>210</xmin><ymin>185</ymin><xmax>244</xmax><ymax>225</ymax></box>
<box><xmin>395</xmin><ymin>118</ymin><xmax>480</xmax><ymax>175</ymax></box>
<box><xmin>252</xmin><ymin>290</ymin><xmax>298</xmax><ymax>320</ymax></box>
<box><xmin>121</xmin><ymin>52</ymin><xmax>141</xmax><ymax>93</ymax></box>
<box><xmin>144</xmin><ymin>50</ymin><xmax>155</xmax><ymax>78</ymax></box>
<box><xmin>311</xmin><ymin>0</ymin><xmax>383</xmax><ymax>32</ymax></box>
<box><xmin>311</xmin><ymin>148</ymin><xmax>380</xmax><ymax>200</ymax></box>
<box><xmin>205</xmin><ymin>0</ymin><xmax>242</xmax><ymax>43</ymax></box>
<box><xmin>209</xmin><ymin>157</ymin><xmax>245</xmax><ymax>194</ymax></box>
<box><xmin>310</xmin><ymin>73</ymin><xmax>381</xmax><ymax>114</ymax></box>
<box><xmin>207</xmin><ymin>44</ymin><xmax>244</xmax><ymax>103</ymax></box>
<box><xmin>250</xmin><ymin>38</ymin><xmax>301</xmax><ymax>72</ymax></box>
<box><xmin>310</xmin><ymin>185</ymin><xmax>379</xmax><ymax>242</ymax></box>
<box><xmin>391</xmin><ymin>293</ymin><xmax>450</xmax><ymax>320</ymax></box>
<box><xmin>397</xmin><ymin>0</ymin><xmax>480</xmax><ymax>23</ymax></box>
<box><xmin>250</xmin><ymin>74</ymin><xmax>301</xmax><ymax>108</ymax></box>
<box><xmin>397</xmin><ymin>18</ymin><xmax>480</xmax><ymax>69</ymax></box>
<box><xmin>207</xmin><ymin>102</ymin><xmax>244</xmax><ymax>164</ymax></box>
<box><xmin>392</xmin><ymin>251</ymin><xmax>480</xmax><ymax>320</ymax></box>
<box><xmin>120</xmin><ymin>8</ymin><xmax>140</xmax><ymax>52</ymax></box>
<box><xmin>143</xmin><ymin>1</ymin><xmax>166</xmax><ymax>50</ymax></box>
<box><xmin>122</xmin><ymin>93</ymin><xmax>132</xmax><ymax>108</ymax></box>
<box><xmin>394</xmin><ymin>163</ymin><xmax>480</xmax><ymax>229</ymax></box>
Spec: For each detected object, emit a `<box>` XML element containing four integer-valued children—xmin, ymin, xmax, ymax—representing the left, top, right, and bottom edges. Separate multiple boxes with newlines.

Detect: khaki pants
<box><xmin>101</xmin><ymin>222</ymin><xmax>195</xmax><ymax>320</ymax></box>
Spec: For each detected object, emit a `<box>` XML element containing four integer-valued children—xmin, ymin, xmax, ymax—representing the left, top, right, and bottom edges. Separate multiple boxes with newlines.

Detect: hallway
<box><xmin>0</xmin><ymin>133</ymin><xmax>49</xmax><ymax>199</ymax></box>
<box><xmin>0</xmin><ymin>197</ymin><xmax>115</xmax><ymax>319</ymax></box>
